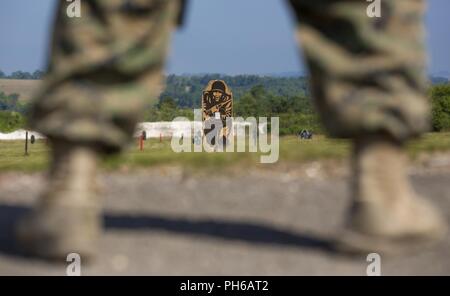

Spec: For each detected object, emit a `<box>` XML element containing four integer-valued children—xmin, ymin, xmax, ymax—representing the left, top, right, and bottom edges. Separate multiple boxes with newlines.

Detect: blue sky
<box><xmin>0</xmin><ymin>0</ymin><xmax>449</xmax><ymax>75</ymax></box>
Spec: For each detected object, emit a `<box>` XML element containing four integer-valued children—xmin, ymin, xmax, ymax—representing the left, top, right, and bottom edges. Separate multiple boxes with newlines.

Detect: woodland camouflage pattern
<box><xmin>30</xmin><ymin>0</ymin><xmax>430</xmax><ymax>153</ymax></box>
<box><xmin>289</xmin><ymin>0</ymin><xmax>430</xmax><ymax>141</ymax></box>
<box><xmin>29</xmin><ymin>0</ymin><xmax>183</xmax><ymax>153</ymax></box>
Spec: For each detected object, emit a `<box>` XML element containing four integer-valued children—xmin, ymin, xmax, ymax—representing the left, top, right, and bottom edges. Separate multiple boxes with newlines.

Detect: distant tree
<box><xmin>141</xmin><ymin>75</ymin><xmax>317</xmax><ymax>133</ymax></box>
<box><xmin>158</xmin><ymin>96</ymin><xmax>177</xmax><ymax>109</ymax></box>
<box><xmin>431</xmin><ymin>84</ymin><xmax>450</xmax><ymax>131</ymax></box>
<box><xmin>0</xmin><ymin>111</ymin><xmax>26</xmax><ymax>132</ymax></box>
<box><xmin>32</xmin><ymin>70</ymin><xmax>45</xmax><ymax>80</ymax></box>
<box><xmin>235</xmin><ymin>92</ymin><xmax>258</xmax><ymax>117</ymax></box>
<box><xmin>0</xmin><ymin>69</ymin><xmax>5</xmax><ymax>78</ymax></box>
<box><xmin>289</xmin><ymin>95</ymin><xmax>314</xmax><ymax>114</ymax></box>
<box><xmin>278</xmin><ymin>113</ymin><xmax>323</xmax><ymax>136</ymax></box>
<box><xmin>156</xmin><ymin>96</ymin><xmax>177</xmax><ymax>121</ymax></box>
<box><xmin>159</xmin><ymin>74</ymin><xmax>309</xmax><ymax>109</ymax></box>
<box><xmin>143</xmin><ymin>105</ymin><xmax>163</xmax><ymax>122</ymax></box>
<box><xmin>9</xmin><ymin>70</ymin><xmax>33</xmax><ymax>80</ymax></box>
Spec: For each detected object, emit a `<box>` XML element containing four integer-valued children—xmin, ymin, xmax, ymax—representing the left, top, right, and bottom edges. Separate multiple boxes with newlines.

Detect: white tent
<box><xmin>0</xmin><ymin>129</ymin><xmax>45</xmax><ymax>141</ymax></box>
<box><xmin>0</xmin><ymin>121</ymin><xmax>267</xmax><ymax>140</ymax></box>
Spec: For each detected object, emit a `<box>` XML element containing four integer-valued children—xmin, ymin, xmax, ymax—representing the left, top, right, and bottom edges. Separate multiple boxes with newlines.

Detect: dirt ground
<box><xmin>0</xmin><ymin>156</ymin><xmax>449</xmax><ymax>275</ymax></box>
<box><xmin>0</xmin><ymin>79</ymin><xmax>40</xmax><ymax>102</ymax></box>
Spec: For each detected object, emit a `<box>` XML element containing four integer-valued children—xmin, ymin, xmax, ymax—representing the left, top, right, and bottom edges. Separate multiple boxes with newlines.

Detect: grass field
<box><xmin>0</xmin><ymin>133</ymin><xmax>449</xmax><ymax>172</ymax></box>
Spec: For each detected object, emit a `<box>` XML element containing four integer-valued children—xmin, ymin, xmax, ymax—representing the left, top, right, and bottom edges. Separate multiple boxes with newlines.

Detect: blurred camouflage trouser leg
<box><xmin>288</xmin><ymin>0</ymin><xmax>446</xmax><ymax>253</ymax></box>
<box><xmin>289</xmin><ymin>0</ymin><xmax>430</xmax><ymax>140</ymax></box>
<box><xmin>29</xmin><ymin>0</ymin><xmax>182</xmax><ymax>153</ymax></box>
<box><xmin>18</xmin><ymin>0</ymin><xmax>181</xmax><ymax>259</ymax></box>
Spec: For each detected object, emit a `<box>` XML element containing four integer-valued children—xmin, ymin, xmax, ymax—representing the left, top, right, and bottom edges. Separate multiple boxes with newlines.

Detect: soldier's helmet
<box><xmin>211</xmin><ymin>81</ymin><xmax>226</xmax><ymax>93</ymax></box>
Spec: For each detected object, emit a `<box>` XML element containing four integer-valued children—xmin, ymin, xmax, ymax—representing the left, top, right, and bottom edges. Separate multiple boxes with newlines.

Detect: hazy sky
<box><xmin>0</xmin><ymin>0</ymin><xmax>449</xmax><ymax>75</ymax></box>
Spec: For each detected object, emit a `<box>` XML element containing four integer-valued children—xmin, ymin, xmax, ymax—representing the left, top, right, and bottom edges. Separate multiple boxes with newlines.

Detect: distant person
<box><xmin>298</xmin><ymin>129</ymin><xmax>312</xmax><ymax>140</ymax></box>
<box><xmin>17</xmin><ymin>0</ymin><xmax>446</xmax><ymax>259</ymax></box>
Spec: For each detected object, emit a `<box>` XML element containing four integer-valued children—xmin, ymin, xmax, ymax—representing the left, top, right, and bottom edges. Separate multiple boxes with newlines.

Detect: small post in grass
<box><xmin>139</xmin><ymin>135</ymin><xmax>144</xmax><ymax>151</ymax></box>
<box><xmin>24</xmin><ymin>130</ymin><xmax>29</xmax><ymax>156</ymax></box>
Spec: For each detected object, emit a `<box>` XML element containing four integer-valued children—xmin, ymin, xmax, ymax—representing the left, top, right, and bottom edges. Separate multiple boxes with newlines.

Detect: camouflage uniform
<box><xmin>20</xmin><ymin>0</ymin><xmax>187</xmax><ymax>258</ymax></box>
<box><xmin>22</xmin><ymin>0</ymin><xmax>445</xmax><ymax>258</ymax></box>
<box><xmin>29</xmin><ymin>0</ymin><xmax>429</xmax><ymax>149</ymax></box>
<box><xmin>288</xmin><ymin>0</ymin><xmax>430</xmax><ymax>141</ymax></box>
<box><xmin>29</xmin><ymin>0</ymin><xmax>185</xmax><ymax>153</ymax></box>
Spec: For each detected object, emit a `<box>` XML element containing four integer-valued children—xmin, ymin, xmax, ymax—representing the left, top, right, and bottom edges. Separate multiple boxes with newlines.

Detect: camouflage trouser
<box><xmin>289</xmin><ymin>0</ymin><xmax>429</xmax><ymax>140</ymax></box>
<box><xmin>29</xmin><ymin>0</ymin><xmax>184</xmax><ymax>153</ymax></box>
<box><xmin>29</xmin><ymin>0</ymin><xmax>429</xmax><ymax>154</ymax></box>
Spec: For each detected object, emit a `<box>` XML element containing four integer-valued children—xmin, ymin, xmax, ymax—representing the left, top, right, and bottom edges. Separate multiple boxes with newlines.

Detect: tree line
<box><xmin>148</xmin><ymin>75</ymin><xmax>450</xmax><ymax>135</ymax></box>
<box><xmin>431</xmin><ymin>84</ymin><xmax>450</xmax><ymax>132</ymax></box>
<box><xmin>145</xmin><ymin>84</ymin><xmax>321</xmax><ymax>135</ymax></box>
<box><xmin>0</xmin><ymin>69</ymin><xmax>45</xmax><ymax>80</ymax></box>
<box><xmin>160</xmin><ymin>74</ymin><xmax>310</xmax><ymax>108</ymax></box>
<box><xmin>1</xmin><ymin>74</ymin><xmax>450</xmax><ymax>134</ymax></box>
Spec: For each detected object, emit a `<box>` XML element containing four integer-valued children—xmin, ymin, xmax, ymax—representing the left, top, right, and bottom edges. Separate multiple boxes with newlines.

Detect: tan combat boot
<box><xmin>336</xmin><ymin>134</ymin><xmax>447</xmax><ymax>255</ymax></box>
<box><xmin>16</xmin><ymin>140</ymin><xmax>102</xmax><ymax>260</ymax></box>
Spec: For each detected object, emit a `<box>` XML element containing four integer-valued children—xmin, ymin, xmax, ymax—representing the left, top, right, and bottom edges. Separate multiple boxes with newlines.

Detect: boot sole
<box><xmin>333</xmin><ymin>227</ymin><xmax>447</xmax><ymax>257</ymax></box>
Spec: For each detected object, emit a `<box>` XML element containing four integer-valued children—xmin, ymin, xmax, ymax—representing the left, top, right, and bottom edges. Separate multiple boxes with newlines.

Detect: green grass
<box><xmin>0</xmin><ymin>133</ymin><xmax>449</xmax><ymax>172</ymax></box>
<box><xmin>0</xmin><ymin>139</ymin><xmax>49</xmax><ymax>172</ymax></box>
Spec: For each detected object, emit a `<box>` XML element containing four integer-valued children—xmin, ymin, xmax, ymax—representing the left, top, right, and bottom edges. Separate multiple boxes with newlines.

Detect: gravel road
<box><xmin>0</xmin><ymin>157</ymin><xmax>449</xmax><ymax>275</ymax></box>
